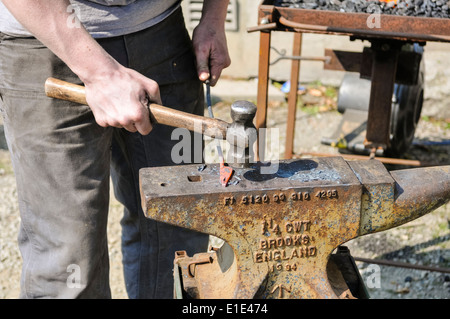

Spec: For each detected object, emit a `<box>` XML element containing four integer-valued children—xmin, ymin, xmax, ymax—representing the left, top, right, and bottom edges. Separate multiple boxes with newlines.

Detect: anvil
<box><xmin>139</xmin><ymin>157</ymin><xmax>449</xmax><ymax>299</ymax></box>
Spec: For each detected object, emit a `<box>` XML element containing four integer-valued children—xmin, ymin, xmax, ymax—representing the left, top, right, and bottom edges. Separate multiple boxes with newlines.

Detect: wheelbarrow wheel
<box><xmin>386</xmin><ymin>65</ymin><xmax>424</xmax><ymax>157</ymax></box>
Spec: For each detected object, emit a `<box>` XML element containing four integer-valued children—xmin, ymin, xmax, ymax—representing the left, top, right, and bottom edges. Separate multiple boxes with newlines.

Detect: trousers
<box><xmin>0</xmin><ymin>8</ymin><xmax>209</xmax><ymax>298</ymax></box>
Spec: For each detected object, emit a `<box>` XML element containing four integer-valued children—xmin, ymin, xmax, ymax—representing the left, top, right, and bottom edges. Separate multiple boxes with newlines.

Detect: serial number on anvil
<box><xmin>222</xmin><ymin>189</ymin><xmax>339</xmax><ymax>206</ymax></box>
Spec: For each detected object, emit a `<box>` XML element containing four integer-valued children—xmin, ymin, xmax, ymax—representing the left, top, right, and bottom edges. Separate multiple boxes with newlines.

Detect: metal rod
<box><xmin>256</xmin><ymin>30</ymin><xmax>272</xmax><ymax>162</ymax></box>
<box><xmin>269</xmin><ymin>46</ymin><xmax>330</xmax><ymax>65</ymax></box>
<box><xmin>270</xmin><ymin>55</ymin><xmax>330</xmax><ymax>65</ymax></box>
<box><xmin>285</xmin><ymin>33</ymin><xmax>302</xmax><ymax>159</ymax></box>
<box><xmin>295</xmin><ymin>152</ymin><xmax>434</xmax><ymax>167</ymax></box>
<box><xmin>206</xmin><ymin>81</ymin><xmax>225</xmax><ymax>162</ymax></box>
<box><xmin>256</xmin><ymin>31</ymin><xmax>271</xmax><ymax>130</ymax></box>
<box><xmin>247</xmin><ymin>22</ymin><xmax>278</xmax><ymax>33</ymax></box>
<box><xmin>353</xmin><ymin>256</ymin><xmax>450</xmax><ymax>274</ymax></box>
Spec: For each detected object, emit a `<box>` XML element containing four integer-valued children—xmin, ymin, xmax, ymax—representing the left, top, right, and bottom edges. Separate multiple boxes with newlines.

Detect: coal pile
<box><xmin>273</xmin><ymin>0</ymin><xmax>450</xmax><ymax>18</ymax></box>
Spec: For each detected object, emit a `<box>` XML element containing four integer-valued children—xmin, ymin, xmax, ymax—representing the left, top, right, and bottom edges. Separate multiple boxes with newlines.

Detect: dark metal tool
<box><xmin>226</xmin><ymin>100</ymin><xmax>258</xmax><ymax>168</ymax></box>
<box><xmin>205</xmin><ymin>80</ymin><xmax>233</xmax><ymax>187</ymax></box>
<box><xmin>45</xmin><ymin>78</ymin><xmax>258</xmax><ymax>187</ymax></box>
<box><xmin>44</xmin><ymin>78</ymin><xmax>258</xmax><ymax>153</ymax></box>
<box><xmin>140</xmin><ymin>158</ymin><xmax>449</xmax><ymax>299</ymax></box>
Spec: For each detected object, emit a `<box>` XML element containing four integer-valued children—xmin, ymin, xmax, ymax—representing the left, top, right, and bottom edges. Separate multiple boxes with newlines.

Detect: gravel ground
<box><xmin>0</xmin><ymin>81</ymin><xmax>448</xmax><ymax>299</ymax></box>
<box><xmin>257</xmin><ymin>87</ymin><xmax>449</xmax><ymax>299</ymax></box>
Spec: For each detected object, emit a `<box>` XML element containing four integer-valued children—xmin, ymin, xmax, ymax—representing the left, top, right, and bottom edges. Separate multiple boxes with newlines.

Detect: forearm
<box><xmin>2</xmin><ymin>0</ymin><xmax>118</xmax><ymax>84</ymax></box>
<box><xmin>2</xmin><ymin>0</ymin><xmax>158</xmax><ymax>135</ymax></box>
<box><xmin>199</xmin><ymin>0</ymin><xmax>230</xmax><ymax>27</ymax></box>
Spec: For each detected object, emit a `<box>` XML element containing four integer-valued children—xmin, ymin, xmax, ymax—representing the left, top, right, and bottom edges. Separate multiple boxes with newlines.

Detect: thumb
<box><xmin>196</xmin><ymin>51</ymin><xmax>210</xmax><ymax>82</ymax></box>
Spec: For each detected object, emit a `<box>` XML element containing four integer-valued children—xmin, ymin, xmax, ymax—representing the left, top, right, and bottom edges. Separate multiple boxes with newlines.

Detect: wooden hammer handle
<box><xmin>45</xmin><ymin>77</ymin><xmax>229</xmax><ymax>139</ymax></box>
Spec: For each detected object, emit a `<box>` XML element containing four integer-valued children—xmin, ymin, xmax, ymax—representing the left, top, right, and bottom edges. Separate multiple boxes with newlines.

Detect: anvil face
<box><xmin>140</xmin><ymin>157</ymin><xmax>361</xmax><ymax>198</ymax></box>
<box><xmin>140</xmin><ymin>157</ymin><xmax>387</xmax><ymax>298</ymax></box>
<box><xmin>140</xmin><ymin>158</ymin><xmax>449</xmax><ymax>298</ymax></box>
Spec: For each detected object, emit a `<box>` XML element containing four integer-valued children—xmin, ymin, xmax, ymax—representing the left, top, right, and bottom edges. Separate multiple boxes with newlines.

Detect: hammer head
<box><xmin>226</xmin><ymin>100</ymin><xmax>257</xmax><ymax>167</ymax></box>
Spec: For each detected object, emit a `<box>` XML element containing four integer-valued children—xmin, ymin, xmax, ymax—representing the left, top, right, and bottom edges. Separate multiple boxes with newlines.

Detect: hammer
<box><xmin>44</xmin><ymin>78</ymin><xmax>257</xmax><ymax>168</ymax></box>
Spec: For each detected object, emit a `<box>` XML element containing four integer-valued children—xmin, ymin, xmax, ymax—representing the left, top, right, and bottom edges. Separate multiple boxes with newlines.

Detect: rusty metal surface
<box><xmin>174</xmin><ymin>244</ymin><xmax>369</xmax><ymax>299</ymax></box>
<box><xmin>297</xmin><ymin>151</ymin><xmax>434</xmax><ymax>167</ymax></box>
<box><xmin>258</xmin><ymin>1</ymin><xmax>450</xmax><ymax>42</ymax></box>
<box><xmin>256</xmin><ymin>31</ymin><xmax>271</xmax><ymax>132</ymax></box>
<box><xmin>140</xmin><ymin>156</ymin><xmax>449</xmax><ymax>299</ymax></box>
<box><xmin>324</xmin><ymin>48</ymin><xmax>422</xmax><ymax>86</ymax></box>
<box><xmin>323</xmin><ymin>49</ymin><xmax>362</xmax><ymax>73</ymax></box>
<box><xmin>255</xmin><ymin>31</ymin><xmax>272</xmax><ymax>163</ymax></box>
<box><xmin>389</xmin><ymin>166</ymin><xmax>450</xmax><ymax>229</ymax></box>
<box><xmin>365</xmin><ymin>41</ymin><xmax>400</xmax><ymax>149</ymax></box>
<box><xmin>255</xmin><ymin>1</ymin><xmax>449</xmax><ymax>159</ymax></box>
<box><xmin>142</xmin><ymin>157</ymin><xmax>362</xmax><ymax>298</ymax></box>
<box><xmin>285</xmin><ymin>33</ymin><xmax>302</xmax><ymax>159</ymax></box>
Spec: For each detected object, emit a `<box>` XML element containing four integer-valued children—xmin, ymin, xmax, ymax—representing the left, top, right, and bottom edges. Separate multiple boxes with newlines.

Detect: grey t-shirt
<box><xmin>0</xmin><ymin>0</ymin><xmax>181</xmax><ymax>38</ymax></box>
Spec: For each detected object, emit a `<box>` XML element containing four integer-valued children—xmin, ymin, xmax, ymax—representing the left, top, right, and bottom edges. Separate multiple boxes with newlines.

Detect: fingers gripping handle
<box><xmin>44</xmin><ymin>78</ymin><xmax>229</xmax><ymax>139</ymax></box>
